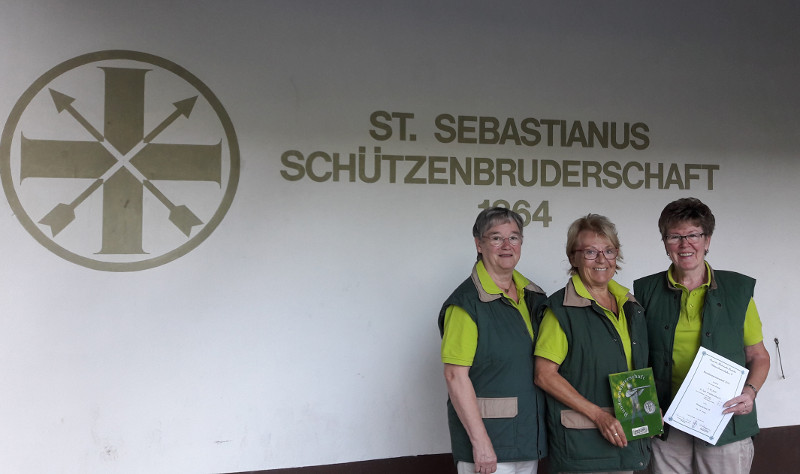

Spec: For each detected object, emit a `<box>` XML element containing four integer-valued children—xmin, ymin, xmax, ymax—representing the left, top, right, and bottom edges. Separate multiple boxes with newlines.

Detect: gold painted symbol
<box><xmin>1</xmin><ymin>50</ymin><xmax>240</xmax><ymax>271</ymax></box>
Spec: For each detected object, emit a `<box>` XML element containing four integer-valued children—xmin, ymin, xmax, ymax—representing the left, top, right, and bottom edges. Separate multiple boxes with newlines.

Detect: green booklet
<box><xmin>608</xmin><ymin>367</ymin><xmax>664</xmax><ymax>440</ymax></box>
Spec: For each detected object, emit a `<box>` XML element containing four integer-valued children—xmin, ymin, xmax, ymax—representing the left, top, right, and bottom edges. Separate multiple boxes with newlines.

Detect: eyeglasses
<box><xmin>575</xmin><ymin>248</ymin><xmax>618</xmax><ymax>260</ymax></box>
<box><xmin>664</xmin><ymin>233</ymin><xmax>705</xmax><ymax>245</ymax></box>
<box><xmin>483</xmin><ymin>234</ymin><xmax>523</xmax><ymax>247</ymax></box>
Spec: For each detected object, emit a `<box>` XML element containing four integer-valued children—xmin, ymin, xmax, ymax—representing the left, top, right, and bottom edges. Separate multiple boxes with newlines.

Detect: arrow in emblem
<box><xmin>49</xmin><ymin>89</ymin><xmax>105</xmax><ymax>142</ymax></box>
<box><xmin>143</xmin><ymin>96</ymin><xmax>198</xmax><ymax>143</ymax></box>
<box><xmin>38</xmin><ymin>178</ymin><xmax>104</xmax><ymax>236</ymax></box>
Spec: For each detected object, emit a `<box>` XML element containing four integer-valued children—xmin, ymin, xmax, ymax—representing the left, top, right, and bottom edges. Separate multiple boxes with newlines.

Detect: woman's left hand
<box><xmin>722</xmin><ymin>341</ymin><xmax>769</xmax><ymax>417</ymax></box>
<box><xmin>722</xmin><ymin>392</ymin><xmax>755</xmax><ymax>416</ymax></box>
<box><xmin>534</xmin><ymin>357</ymin><xmax>629</xmax><ymax>448</ymax></box>
<box><xmin>592</xmin><ymin>409</ymin><xmax>628</xmax><ymax>448</ymax></box>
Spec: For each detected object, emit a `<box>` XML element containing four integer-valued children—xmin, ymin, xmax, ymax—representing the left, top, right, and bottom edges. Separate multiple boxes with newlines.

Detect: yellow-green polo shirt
<box><xmin>440</xmin><ymin>260</ymin><xmax>533</xmax><ymax>366</ymax></box>
<box><xmin>668</xmin><ymin>263</ymin><xmax>763</xmax><ymax>396</ymax></box>
<box><xmin>534</xmin><ymin>275</ymin><xmax>633</xmax><ymax>370</ymax></box>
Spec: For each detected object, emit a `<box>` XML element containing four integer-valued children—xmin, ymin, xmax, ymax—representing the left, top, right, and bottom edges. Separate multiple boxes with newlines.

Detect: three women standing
<box><xmin>440</xmin><ymin>199</ymin><xmax>768</xmax><ymax>474</ymax></box>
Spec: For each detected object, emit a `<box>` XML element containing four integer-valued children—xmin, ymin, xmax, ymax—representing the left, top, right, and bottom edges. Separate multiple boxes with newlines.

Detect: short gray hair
<box><xmin>472</xmin><ymin>207</ymin><xmax>524</xmax><ymax>261</ymax></box>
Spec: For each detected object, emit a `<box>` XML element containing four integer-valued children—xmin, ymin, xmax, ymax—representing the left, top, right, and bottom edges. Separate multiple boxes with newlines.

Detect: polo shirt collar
<box><xmin>563</xmin><ymin>274</ymin><xmax>637</xmax><ymax>307</ymax></box>
<box><xmin>666</xmin><ymin>261</ymin><xmax>718</xmax><ymax>291</ymax></box>
<box><xmin>470</xmin><ymin>260</ymin><xmax>544</xmax><ymax>303</ymax></box>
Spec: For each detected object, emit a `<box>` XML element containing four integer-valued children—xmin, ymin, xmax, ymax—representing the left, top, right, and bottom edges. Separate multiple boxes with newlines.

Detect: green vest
<box><xmin>438</xmin><ymin>267</ymin><xmax>548</xmax><ymax>463</ymax></box>
<box><xmin>633</xmin><ymin>268</ymin><xmax>759</xmax><ymax>445</ymax></box>
<box><xmin>542</xmin><ymin>282</ymin><xmax>651</xmax><ymax>473</ymax></box>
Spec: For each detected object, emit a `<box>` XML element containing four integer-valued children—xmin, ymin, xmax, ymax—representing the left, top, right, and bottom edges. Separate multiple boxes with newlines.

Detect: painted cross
<box><xmin>0</xmin><ymin>50</ymin><xmax>240</xmax><ymax>271</ymax></box>
<box><xmin>22</xmin><ymin>67</ymin><xmax>221</xmax><ymax>253</ymax></box>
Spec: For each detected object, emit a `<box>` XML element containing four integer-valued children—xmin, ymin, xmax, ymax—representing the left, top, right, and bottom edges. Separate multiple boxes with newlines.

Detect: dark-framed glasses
<box><xmin>576</xmin><ymin>248</ymin><xmax>618</xmax><ymax>260</ymax></box>
<box><xmin>484</xmin><ymin>234</ymin><xmax>523</xmax><ymax>247</ymax></box>
<box><xmin>664</xmin><ymin>233</ymin><xmax>705</xmax><ymax>245</ymax></box>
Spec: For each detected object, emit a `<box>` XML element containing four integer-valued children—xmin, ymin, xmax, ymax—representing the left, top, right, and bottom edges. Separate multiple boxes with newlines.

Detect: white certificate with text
<box><xmin>664</xmin><ymin>347</ymin><xmax>749</xmax><ymax>445</ymax></box>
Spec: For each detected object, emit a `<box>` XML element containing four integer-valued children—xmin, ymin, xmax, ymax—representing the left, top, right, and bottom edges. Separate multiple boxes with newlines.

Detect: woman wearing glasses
<box><xmin>534</xmin><ymin>214</ymin><xmax>651</xmax><ymax>473</ymax></box>
<box><xmin>439</xmin><ymin>207</ymin><xmax>548</xmax><ymax>474</ymax></box>
<box><xmin>634</xmin><ymin>198</ymin><xmax>769</xmax><ymax>474</ymax></box>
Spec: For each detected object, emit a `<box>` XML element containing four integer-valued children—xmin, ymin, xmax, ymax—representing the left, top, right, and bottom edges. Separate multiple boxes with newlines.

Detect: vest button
<box><xmin>706</xmin><ymin>332</ymin><xmax>711</xmax><ymax>337</ymax></box>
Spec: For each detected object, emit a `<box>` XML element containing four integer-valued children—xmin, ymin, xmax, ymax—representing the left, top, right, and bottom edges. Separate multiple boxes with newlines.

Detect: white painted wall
<box><xmin>0</xmin><ymin>1</ymin><xmax>798</xmax><ymax>472</ymax></box>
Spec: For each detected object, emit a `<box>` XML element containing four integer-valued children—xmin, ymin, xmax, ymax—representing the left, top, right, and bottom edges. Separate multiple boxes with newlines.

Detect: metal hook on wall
<box><xmin>774</xmin><ymin>338</ymin><xmax>786</xmax><ymax>379</ymax></box>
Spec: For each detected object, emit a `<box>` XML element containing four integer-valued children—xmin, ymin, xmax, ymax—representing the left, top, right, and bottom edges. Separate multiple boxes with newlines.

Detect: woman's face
<box><xmin>475</xmin><ymin>221</ymin><xmax>523</xmax><ymax>275</ymax></box>
<box><xmin>571</xmin><ymin>230</ymin><xmax>617</xmax><ymax>289</ymax></box>
<box><xmin>664</xmin><ymin>221</ymin><xmax>710</xmax><ymax>276</ymax></box>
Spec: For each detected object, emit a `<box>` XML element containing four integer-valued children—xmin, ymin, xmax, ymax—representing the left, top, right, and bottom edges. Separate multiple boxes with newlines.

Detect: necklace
<box><xmin>589</xmin><ymin>288</ymin><xmax>617</xmax><ymax>313</ymax></box>
<box><xmin>608</xmin><ymin>295</ymin><xmax>618</xmax><ymax>313</ymax></box>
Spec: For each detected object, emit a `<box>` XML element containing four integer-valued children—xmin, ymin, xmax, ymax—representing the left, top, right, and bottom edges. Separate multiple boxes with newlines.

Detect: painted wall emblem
<box><xmin>0</xmin><ymin>50</ymin><xmax>239</xmax><ymax>271</ymax></box>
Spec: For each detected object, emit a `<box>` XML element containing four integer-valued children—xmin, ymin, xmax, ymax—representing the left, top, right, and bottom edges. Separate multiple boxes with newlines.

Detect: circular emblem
<box><xmin>644</xmin><ymin>400</ymin><xmax>656</xmax><ymax>415</ymax></box>
<box><xmin>0</xmin><ymin>50</ymin><xmax>239</xmax><ymax>271</ymax></box>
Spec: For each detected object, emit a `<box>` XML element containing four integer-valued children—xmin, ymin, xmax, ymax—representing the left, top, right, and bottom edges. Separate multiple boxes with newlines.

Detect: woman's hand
<box><xmin>471</xmin><ymin>439</ymin><xmax>497</xmax><ymax>473</ymax></box>
<box><xmin>535</xmin><ymin>356</ymin><xmax>628</xmax><ymax>448</ymax></box>
<box><xmin>444</xmin><ymin>364</ymin><xmax>497</xmax><ymax>473</ymax></box>
<box><xmin>722</xmin><ymin>392</ymin><xmax>755</xmax><ymax>416</ymax></box>
<box><xmin>723</xmin><ymin>341</ymin><xmax>769</xmax><ymax>416</ymax></box>
<box><xmin>591</xmin><ymin>407</ymin><xmax>628</xmax><ymax>448</ymax></box>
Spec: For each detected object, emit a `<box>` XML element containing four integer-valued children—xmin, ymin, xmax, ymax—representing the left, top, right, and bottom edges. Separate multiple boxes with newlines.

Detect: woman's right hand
<box><xmin>444</xmin><ymin>364</ymin><xmax>498</xmax><ymax>473</ymax></box>
<box><xmin>471</xmin><ymin>439</ymin><xmax>497</xmax><ymax>473</ymax></box>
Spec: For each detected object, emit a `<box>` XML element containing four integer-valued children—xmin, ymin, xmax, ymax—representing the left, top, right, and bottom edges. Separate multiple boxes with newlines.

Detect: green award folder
<box><xmin>608</xmin><ymin>367</ymin><xmax>664</xmax><ymax>440</ymax></box>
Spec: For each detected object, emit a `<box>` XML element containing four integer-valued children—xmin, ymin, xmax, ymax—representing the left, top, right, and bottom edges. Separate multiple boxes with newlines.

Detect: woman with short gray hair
<box><xmin>439</xmin><ymin>207</ymin><xmax>548</xmax><ymax>474</ymax></box>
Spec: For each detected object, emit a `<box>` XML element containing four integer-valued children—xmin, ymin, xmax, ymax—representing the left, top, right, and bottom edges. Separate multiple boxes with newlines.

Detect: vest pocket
<box><xmin>560</xmin><ymin>408</ymin><xmax>618</xmax><ymax>461</ymax></box>
<box><xmin>477</xmin><ymin>397</ymin><xmax>518</xmax><ymax>418</ymax></box>
<box><xmin>478</xmin><ymin>397</ymin><xmax>518</xmax><ymax>449</ymax></box>
<box><xmin>560</xmin><ymin>407</ymin><xmax>614</xmax><ymax>429</ymax></box>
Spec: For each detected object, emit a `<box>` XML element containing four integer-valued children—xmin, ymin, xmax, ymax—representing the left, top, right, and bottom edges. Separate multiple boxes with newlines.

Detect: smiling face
<box><xmin>664</xmin><ymin>221</ymin><xmax>711</xmax><ymax>277</ymax></box>
<box><xmin>475</xmin><ymin>221</ymin><xmax>522</xmax><ymax>275</ymax></box>
<box><xmin>570</xmin><ymin>230</ymin><xmax>617</xmax><ymax>290</ymax></box>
